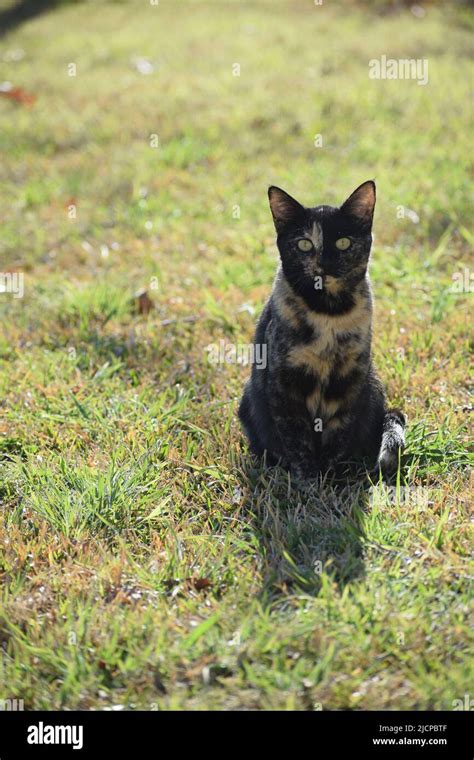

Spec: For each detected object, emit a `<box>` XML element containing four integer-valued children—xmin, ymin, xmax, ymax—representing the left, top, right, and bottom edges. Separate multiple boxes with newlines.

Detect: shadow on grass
<box><xmin>236</xmin><ymin>430</ymin><xmax>461</xmax><ymax>604</ymax></box>
<box><xmin>237</xmin><ymin>456</ymin><xmax>373</xmax><ymax>603</ymax></box>
<box><xmin>0</xmin><ymin>0</ymin><xmax>66</xmax><ymax>38</ymax></box>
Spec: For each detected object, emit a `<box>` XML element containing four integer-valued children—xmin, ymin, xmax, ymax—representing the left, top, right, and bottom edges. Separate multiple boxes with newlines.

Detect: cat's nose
<box><xmin>319</xmin><ymin>250</ymin><xmax>336</xmax><ymax>273</ymax></box>
<box><xmin>318</xmin><ymin>249</ymin><xmax>330</xmax><ymax>266</ymax></box>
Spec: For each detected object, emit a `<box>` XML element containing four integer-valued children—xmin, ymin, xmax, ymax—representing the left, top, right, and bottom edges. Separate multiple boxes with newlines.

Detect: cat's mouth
<box><xmin>314</xmin><ymin>263</ymin><xmax>341</xmax><ymax>280</ymax></box>
<box><xmin>311</xmin><ymin>268</ymin><xmax>346</xmax><ymax>296</ymax></box>
<box><xmin>324</xmin><ymin>274</ymin><xmax>344</xmax><ymax>295</ymax></box>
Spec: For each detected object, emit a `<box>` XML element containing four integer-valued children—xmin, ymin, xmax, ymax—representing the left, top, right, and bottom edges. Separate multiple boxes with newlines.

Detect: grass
<box><xmin>0</xmin><ymin>0</ymin><xmax>472</xmax><ymax>711</ymax></box>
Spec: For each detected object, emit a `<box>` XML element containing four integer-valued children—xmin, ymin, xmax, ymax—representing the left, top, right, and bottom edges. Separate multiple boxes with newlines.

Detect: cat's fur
<box><xmin>239</xmin><ymin>180</ymin><xmax>405</xmax><ymax>481</ymax></box>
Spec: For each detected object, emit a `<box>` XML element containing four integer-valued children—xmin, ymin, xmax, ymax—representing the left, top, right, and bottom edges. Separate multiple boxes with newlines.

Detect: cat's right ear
<box><xmin>340</xmin><ymin>180</ymin><xmax>376</xmax><ymax>230</ymax></box>
<box><xmin>268</xmin><ymin>186</ymin><xmax>305</xmax><ymax>233</ymax></box>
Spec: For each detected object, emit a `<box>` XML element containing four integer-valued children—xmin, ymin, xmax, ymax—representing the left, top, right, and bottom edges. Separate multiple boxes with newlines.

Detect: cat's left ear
<box><xmin>340</xmin><ymin>180</ymin><xmax>376</xmax><ymax>229</ymax></box>
<box><xmin>268</xmin><ymin>186</ymin><xmax>305</xmax><ymax>233</ymax></box>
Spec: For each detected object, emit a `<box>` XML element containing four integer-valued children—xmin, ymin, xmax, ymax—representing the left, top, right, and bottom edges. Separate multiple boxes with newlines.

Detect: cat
<box><xmin>238</xmin><ymin>180</ymin><xmax>405</xmax><ymax>482</ymax></box>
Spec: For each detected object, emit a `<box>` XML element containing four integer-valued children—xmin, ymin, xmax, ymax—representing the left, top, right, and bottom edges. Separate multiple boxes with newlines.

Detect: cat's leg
<box><xmin>238</xmin><ymin>381</ymin><xmax>264</xmax><ymax>456</ymax></box>
<box><xmin>375</xmin><ymin>409</ymin><xmax>406</xmax><ymax>478</ymax></box>
<box><xmin>269</xmin><ymin>391</ymin><xmax>318</xmax><ymax>481</ymax></box>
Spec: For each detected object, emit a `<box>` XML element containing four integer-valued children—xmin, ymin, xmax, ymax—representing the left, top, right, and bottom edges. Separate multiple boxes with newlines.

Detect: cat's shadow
<box><xmin>237</xmin><ymin>456</ymin><xmax>374</xmax><ymax>602</ymax></box>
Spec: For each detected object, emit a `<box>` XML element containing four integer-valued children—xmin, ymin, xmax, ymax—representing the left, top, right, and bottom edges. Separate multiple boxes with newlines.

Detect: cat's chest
<box><xmin>284</xmin><ymin>314</ymin><xmax>370</xmax><ymax>421</ymax></box>
<box><xmin>285</xmin><ymin>306</ymin><xmax>370</xmax><ymax>379</ymax></box>
<box><xmin>286</xmin><ymin>327</ymin><xmax>341</xmax><ymax>381</ymax></box>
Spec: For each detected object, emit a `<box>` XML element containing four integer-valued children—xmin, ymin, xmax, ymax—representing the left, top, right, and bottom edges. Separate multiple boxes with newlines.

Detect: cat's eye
<box><xmin>335</xmin><ymin>237</ymin><xmax>351</xmax><ymax>250</ymax></box>
<box><xmin>297</xmin><ymin>239</ymin><xmax>313</xmax><ymax>252</ymax></box>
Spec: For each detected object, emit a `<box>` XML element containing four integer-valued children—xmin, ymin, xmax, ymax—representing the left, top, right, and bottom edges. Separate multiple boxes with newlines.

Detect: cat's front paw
<box><xmin>291</xmin><ymin>463</ymin><xmax>319</xmax><ymax>491</ymax></box>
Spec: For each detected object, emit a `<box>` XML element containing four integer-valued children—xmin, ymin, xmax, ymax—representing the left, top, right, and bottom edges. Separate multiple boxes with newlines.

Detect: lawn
<box><xmin>0</xmin><ymin>0</ymin><xmax>472</xmax><ymax>711</ymax></box>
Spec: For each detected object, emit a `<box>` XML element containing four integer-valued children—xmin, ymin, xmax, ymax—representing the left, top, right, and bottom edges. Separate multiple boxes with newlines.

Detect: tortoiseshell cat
<box><xmin>239</xmin><ymin>180</ymin><xmax>405</xmax><ymax>482</ymax></box>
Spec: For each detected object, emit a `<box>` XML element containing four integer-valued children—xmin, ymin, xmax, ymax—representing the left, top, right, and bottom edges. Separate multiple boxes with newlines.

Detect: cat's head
<box><xmin>268</xmin><ymin>181</ymin><xmax>376</xmax><ymax>308</ymax></box>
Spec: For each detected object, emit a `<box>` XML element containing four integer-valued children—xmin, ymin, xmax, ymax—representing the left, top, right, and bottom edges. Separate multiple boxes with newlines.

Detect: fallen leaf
<box><xmin>0</xmin><ymin>82</ymin><xmax>36</xmax><ymax>106</ymax></box>
<box><xmin>135</xmin><ymin>288</ymin><xmax>154</xmax><ymax>315</ymax></box>
<box><xmin>193</xmin><ymin>577</ymin><xmax>213</xmax><ymax>591</ymax></box>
